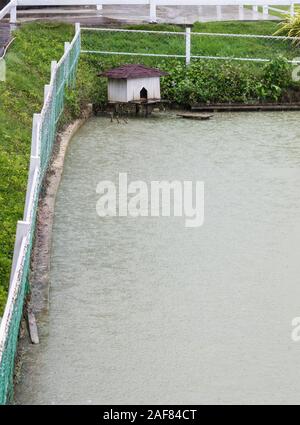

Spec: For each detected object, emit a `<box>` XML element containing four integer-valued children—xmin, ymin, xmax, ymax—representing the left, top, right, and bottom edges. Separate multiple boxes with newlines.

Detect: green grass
<box><xmin>0</xmin><ymin>23</ymin><xmax>76</xmax><ymax>315</ymax></box>
<box><xmin>0</xmin><ymin>20</ymin><xmax>299</xmax><ymax>315</ymax></box>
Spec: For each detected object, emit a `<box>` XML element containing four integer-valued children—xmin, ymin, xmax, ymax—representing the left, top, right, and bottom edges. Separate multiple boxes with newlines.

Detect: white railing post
<box><xmin>10</xmin><ymin>2</ymin><xmax>17</xmax><ymax>24</ymax></box>
<box><xmin>216</xmin><ymin>5</ymin><xmax>222</xmax><ymax>20</ymax></box>
<box><xmin>149</xmin><ymin>0</ymin><xmax>157</xmax><ymax>23</ymax></box>
<box><xmin>30</xmin><ymin>113</ymin><xmax>41</xmax><ymax>158</ymax></box>
<box><xmin>239</xmin><ymin>5</ymin><xmax>244</xmax><ymax>20</ymax></box>
<box><xmin>290</xmin><ymin>2</ymin><xmax>295</xmax><ymax>16</ymax></box>
<box><xmin>44</xmin><ymin>84</ymin><xmax>50</xmax><ymax>101</ymax></box>
<box><xmin>9</xmin><ymin>221</ymin><xmax>30</xmax><ymax>289</ymax></box>
<box><xmin>51</xmin><ymin>60</ymin><xmax>57</xmax><ymax>74</ymax></box>
<box><xmin>252</xmin><ymin>5</ymin><xmax>258</xmax><ymax>19</ymax></box>
<box><xmin>23</xmin><ymin>113</ymin><xmax>41</xmax><ymax>221</ymax></box>
<box><xmin>185</xmin><ymin>27</ymin><xmax>191</xmax><ymax>66</ymax></box>
<box><xmin>64</xmin><ymin>41</ymin><xmax>71</xmax><ymax>52</ymax></box>
<box><xmin>75</xmin><ymin>22</ymin><xmax>81</xmax><ymax>34</ymax></box>
<box><xmin>75</xmin><ymin>23</ymin><xmax>81</xmax><ymax>56</ymax></box>
<box><xmin>0</xmin><ymin>57</ymin><xmax>6</xmax><ymax>81</ymax></box>
<box><xmin>64</xmin><ymin>42</ymin><xmax>71</xmax><ymax>81</ymax></box>
<box><xmin>263</xmin><ymin>5</ymin><xmax>269</xmax><ymax>16</ymax></box>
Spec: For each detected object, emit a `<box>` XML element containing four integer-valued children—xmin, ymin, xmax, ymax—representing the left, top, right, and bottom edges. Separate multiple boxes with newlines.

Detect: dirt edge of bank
<box><xmin>29</xmin><ymin>104</ymin><xmax>93</xmax><ymax>320</ymax></box>
<box><xmin>11</xmin><ymin>104</ymin><xmax>93</xmax><ymax>402</ymax></box>
<box><xmin>12</xmin><ymin>105</ymin><xmax>93</xmax><ymax>402</ymax></box>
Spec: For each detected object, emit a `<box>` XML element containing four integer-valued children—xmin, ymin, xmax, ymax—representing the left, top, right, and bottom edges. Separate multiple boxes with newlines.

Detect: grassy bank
<box><xmin>0</xmin><ymin>23</ymin><xmax>76</xmax><ymax>314</ymax></box>
<box><xmin>0</xmin><ymin>20</ymin><xmax>299</xmax><ymax>314</ymax></box>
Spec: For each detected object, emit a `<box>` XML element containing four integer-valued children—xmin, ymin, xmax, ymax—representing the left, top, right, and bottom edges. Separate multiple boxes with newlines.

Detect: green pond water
<box><xmin>14</xmin><ymin>112</ymin><xmax>300</xmax><ymax>404</ymax></box>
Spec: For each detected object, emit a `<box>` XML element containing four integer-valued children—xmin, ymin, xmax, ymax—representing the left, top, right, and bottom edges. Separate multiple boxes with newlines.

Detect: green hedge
<box><xmin>160</xmin><ymin>57</ymin><xmax>295</xmax><ymax>106</ymax></box>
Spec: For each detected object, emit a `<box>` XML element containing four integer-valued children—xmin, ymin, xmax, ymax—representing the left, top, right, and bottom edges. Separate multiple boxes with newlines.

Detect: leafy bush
<box><xmin>258</xmin><ymin>57</ymin><xmax>291</xmax><ymax>100</ymax></box>
<box><xmin>160</xmin><ymin>58</ymin><xmax>293</xmax><ymax>105</ymax></box>
<box><xmin>274</xmin><ymin>13</ymin><xmax>300</xmax><ymax>41</ymax></box>
<box><xmin>262</xmin><ymin>57</ymin><xmax>291</xmax><ymax>87</ymax></box>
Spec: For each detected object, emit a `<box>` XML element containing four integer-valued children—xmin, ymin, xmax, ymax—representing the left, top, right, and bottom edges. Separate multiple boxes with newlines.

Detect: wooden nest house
<box><xmin>98</xmin><ymin>64</ymin><xmax>168</xmax><ymax>116</ymax></box>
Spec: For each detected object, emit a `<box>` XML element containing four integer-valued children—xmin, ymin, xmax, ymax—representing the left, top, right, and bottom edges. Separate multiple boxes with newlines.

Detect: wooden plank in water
<box><xmin>177</xmin><ymin>112</ymin><xmax>213</xmax><ymax>120</ymax></box>
<box><xmin>27</xmin><ymin>311</ymin><xmax>39</xmax><ymax>345</ymax></box>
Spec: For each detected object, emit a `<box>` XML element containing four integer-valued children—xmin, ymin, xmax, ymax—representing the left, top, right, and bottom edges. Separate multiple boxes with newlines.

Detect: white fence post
<box><xmin>51</xmin><ymin>60</ymin><xmax>58</xmax><ymax>82</ymax></box>
<box><xmin>185</xmin><ymin>27</ymin><xmax>191</xmax><ymax>66</ymax></box>
<box><xmin>263</xmin><ymin>5</ymin><xmax>269</xmax><ymax>15</ymax></box>
<box><xmin>0</xmin><ymin>57</ymin><xmax>6</xmax><ymax>81</ymax></box>
<box><xmin>9</xmin><ymin>221</ymin><xmax>30</xmax><ymax>289</ymax></box>
<box><xmin>75</xmin><ymin>23</ymin><xmax>81</xmax><ymax>54</ymax></box>
<box><xmin>30</xmin><ymin>113</ymin><xmax>41</xmax><ymax>158</ymax></box>
<box><xmin>252</xmin><ymin>5</ymin><xmax>258</xmax><ymax>18</ymax></box>
<box><xmin>64</xmin><ymin>42</ymin><xmax>71</xmax><ymax>81</ymax></box>
<box><xmin>216</xmin><ymin>5</ymin><xmax>222</xmax><ymax>20</ymax></box>
<box><xmin>64</xmin><ymin>41</ymin><xmax>71</xmax><ymax>52</ymax></box>
<box><xmin>75</xmin><ymin>22</ymin><xmax>81</xmax><ymax>33</ymax></box>
<box><xmin>149</xmin><ymin>0</ymin><xmax>157</xmax><ymax>23</ymax></box>
<box><xmin>290</xmin><ymin>2</ymin><xmax>295</xmax><ymax>16</ymax></box>
<box><xmin>238</xmin><ymin>5</ymin><xmax>244</xmax><ymax>20</ymax></box>
<box><xmin>9</xmin><ymin>3</ymin><xmax>17</xmax><ymax>24</ymax></box>
<box><xmin>44</xmin><ymin>84</ymin><xmax>50</xmax><ymax>101</ymax></box>
<box><xmin>23</xmin><ymin>113</ymin><xmax>41</xmax><ymax>221</ymax></box>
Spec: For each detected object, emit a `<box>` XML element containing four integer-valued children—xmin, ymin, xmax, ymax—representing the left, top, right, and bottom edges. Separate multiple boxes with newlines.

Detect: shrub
<box><xmin>274</xmin><ymin>13</ymin><xmax>300</xmax><ymax>42</ymax></box>
<box><xmin>160</xmin><ymin>58</ymin><xmax>293</xmax><ymax>105</ymax></box>
<box><xmin>257</xmin><ymin>57</ymin><xmax>292</xmax><ymax>101</ymax></box>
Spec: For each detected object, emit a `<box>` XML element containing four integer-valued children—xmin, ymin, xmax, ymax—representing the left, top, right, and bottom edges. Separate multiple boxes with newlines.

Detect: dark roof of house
<box><xmin>98</xmin><ymin>64</ymin><xmax>168</xmax><ymax>79</ymax></box>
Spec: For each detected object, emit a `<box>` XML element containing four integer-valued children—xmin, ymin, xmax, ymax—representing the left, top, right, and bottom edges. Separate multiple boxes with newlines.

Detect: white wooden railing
<box><xmin>81</xmin><ymin>25</ymin><xmax>300</xmax><ymax>64</ymax></box>
<box><xmin>0</xmin><ymin>0</ymin><xmax>17</xmax><ymax>22</ymax></box>
<box><xmin>0</xmin><ymin>0</ymin><xmax>300</xmax><ymax>24</ymax></box>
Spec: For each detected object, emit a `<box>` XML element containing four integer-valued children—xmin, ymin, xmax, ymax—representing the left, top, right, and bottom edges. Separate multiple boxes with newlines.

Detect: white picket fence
<box><xmin>81</xmin><ymin>26</ymin><xmax>300</xmax><ymax>65</ymax></box>
<box><xmin>0</xmin><ymin>0</ymin><xmax>300</xmax><ymax>23</ymax></box>
<box><xmin>0</xmin><ymin>21</ymin><xmax>81</xmax><ymax>405</ymax></box>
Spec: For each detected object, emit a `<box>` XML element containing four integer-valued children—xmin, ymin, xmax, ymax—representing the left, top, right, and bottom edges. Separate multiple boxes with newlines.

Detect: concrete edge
<box><xmin>29</xmin><ymin>104</ymin><xmax>93</xmax><ymax>321</ymax></box>
<box><xmin>12</xmin><ymin>105</ymin><xmax>93</xmax><ymax>401</ymax></box>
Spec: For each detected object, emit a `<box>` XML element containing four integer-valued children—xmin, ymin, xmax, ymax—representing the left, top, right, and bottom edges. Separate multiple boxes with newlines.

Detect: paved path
<box><xmin>0</xmin><ymin>22</ymin><xmax>13</xmax><ymax>57</ymax></box>
<box><xmin>98</xmin><ymin>4</ymin><xmax>278</xmax><ymax>24</ymax></box>
<box><xmin>17</xmin><ymin>5</ymin><xmax>278</xmax><ymax>26</ymax></box>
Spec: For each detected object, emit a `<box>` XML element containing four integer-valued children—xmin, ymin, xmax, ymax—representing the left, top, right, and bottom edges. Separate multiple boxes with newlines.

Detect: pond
<box><xmin>14</xmin><ymin>111</ymin><xmax>300</xmax><ymax>404</ymax></box>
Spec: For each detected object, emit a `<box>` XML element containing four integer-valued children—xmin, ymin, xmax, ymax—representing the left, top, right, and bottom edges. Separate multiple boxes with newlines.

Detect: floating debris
<box><xmin>177</xmin><ymin>112</ymin><xmax>213</xmax><ymax>120</ymax></box>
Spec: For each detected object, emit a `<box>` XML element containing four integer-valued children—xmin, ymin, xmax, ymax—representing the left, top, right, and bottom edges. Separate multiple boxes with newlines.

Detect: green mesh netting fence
<box><xmin>0</xmin><ymin>24</ymin><xmax>81</xmax><ymax>405</ymax></box>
